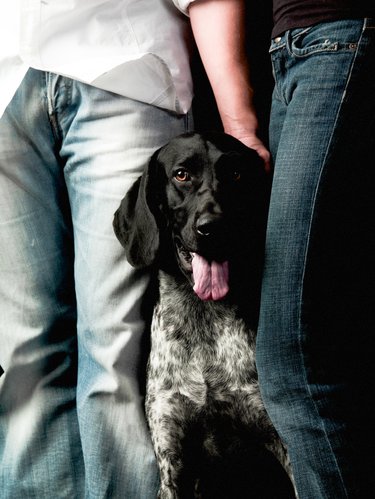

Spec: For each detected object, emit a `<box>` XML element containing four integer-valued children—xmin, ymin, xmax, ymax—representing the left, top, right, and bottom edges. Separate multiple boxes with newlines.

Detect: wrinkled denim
<box><xmin>0</xmin><ymin>69</ymin><xmax>192</xmax><ymax>499</ymax></box>
<box><xmin>257</xmin><ymin>18</ymin><xmax>375</xmax><ymax>499</ymax></box>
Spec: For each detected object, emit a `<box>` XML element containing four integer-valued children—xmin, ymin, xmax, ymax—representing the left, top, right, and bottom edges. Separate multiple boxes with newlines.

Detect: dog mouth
<box><xmin>176</xmin><ymin>241</ymin><xmax>229</xmax><ymax>302</ymax></box>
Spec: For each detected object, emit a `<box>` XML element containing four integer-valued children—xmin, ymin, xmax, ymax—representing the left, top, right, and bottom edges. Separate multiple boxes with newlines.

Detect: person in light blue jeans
<box><xmin>257</xmin><ymin>18</ymin><xmax>375</xmax><ymax>498</ymax></box>
<box><xmin>0</xmin><ymin>69</ymin><xmax>191</xmax><ymax>499</ymax></box>
<box><xmin>0</xmin><ymin>1</ymin><xmax>267</xmax><ymax>498</ymax></box>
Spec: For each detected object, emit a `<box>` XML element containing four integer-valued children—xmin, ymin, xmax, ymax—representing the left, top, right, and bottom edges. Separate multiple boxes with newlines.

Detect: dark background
<box><xmin>192</xmin><ymin>2</ymin><xmax>274</xmax><ymax>148</ymax></box>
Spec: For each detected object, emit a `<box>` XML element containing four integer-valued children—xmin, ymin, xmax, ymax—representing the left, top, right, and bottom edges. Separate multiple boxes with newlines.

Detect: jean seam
<box><xmin>297</xmin><ymin>20</ymin><xmax>365</xmax><ymax>496</ymax></box>
<box><xmin>45</xmin><ymin>72</ymin><xmax>62</xmax><ymax>144</ymax></box>
<box><xmin>286</xmin><ymin>21</ymin><xmax>362</xmax><ymax>59</ymax></box>
<box><xmin>45</xmin><ymin>73</ymin><xmax>74</xmax><ymax>146</ymax></box>
<box><xmin>270</xmin><ymin>54</ymin><xmax>286</xmax><ymax>105</ymax></box>
<box><xmin>269</xmin><ymin>27</ymin><xmax>312</xmax><ymax>55</ymax></box>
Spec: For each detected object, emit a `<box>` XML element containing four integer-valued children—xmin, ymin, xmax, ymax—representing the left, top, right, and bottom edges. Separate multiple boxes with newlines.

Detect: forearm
<box><xmin>189</xmin><ymin>0</ymin><xmax>257</xmax><ymax>138</ymax></box>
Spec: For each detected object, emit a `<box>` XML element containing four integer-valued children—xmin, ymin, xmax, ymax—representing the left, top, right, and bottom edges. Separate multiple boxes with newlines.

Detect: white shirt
<box><xmin>0</xmin><ymin>0</ymin><xmax>196</xmax><ymax>119</ymax></box>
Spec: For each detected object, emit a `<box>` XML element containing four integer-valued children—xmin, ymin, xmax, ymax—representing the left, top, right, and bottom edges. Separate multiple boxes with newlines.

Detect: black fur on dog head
<box><xmin>113</xmin><ymin>132</ymin><xmax>270</xmax><ymax>283</ymax></box>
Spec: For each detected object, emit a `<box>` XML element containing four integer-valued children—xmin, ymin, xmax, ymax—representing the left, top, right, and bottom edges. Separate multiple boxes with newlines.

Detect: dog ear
<box><xmin>113</xmin><ymin>149</ymin><xmax>166</xmax><ymax>268</ymax></box>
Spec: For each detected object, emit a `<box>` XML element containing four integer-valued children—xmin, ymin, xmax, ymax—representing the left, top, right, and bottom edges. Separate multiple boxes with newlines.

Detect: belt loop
<box><xmin>270</xmin><ymin>33</ymin><xmax>287</xmax><ymax>54</ymax></box>
<box><xmin>285</xmin><ymin>29</ymin><xmax>293</xmax><ymax>56</ymax></box>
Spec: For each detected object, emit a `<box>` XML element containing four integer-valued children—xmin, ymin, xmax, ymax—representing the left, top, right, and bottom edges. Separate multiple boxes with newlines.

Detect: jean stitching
<box><xmin>269</xmin><ymin>27</ymin><xmax>313</xmax><ymax>54</ymax></box>
<box><xmin>287</xmin><ymin>21</ymin><xmax>363</xmax><ymax>58</ymax></box>
<box><xmin>46</xmin><ymin>72</ymin><xmax>58</xmax><ymax>141</ymax></box>
<box><xmin>270</xmin><ymin>55</ymin><xmax>283</xmax><ymax>103</ymax></box>
<box><xmin>297</xmin><ymin>19</ymin><xmax>366</xmax><ymax>495</ymax></box>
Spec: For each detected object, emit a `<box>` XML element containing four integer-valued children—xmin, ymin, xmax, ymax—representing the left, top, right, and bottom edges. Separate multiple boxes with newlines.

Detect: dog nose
<box><xmin>196</xmin><ymin>215</ymin><xmax>222</xmax><ymax>236</ymax></box>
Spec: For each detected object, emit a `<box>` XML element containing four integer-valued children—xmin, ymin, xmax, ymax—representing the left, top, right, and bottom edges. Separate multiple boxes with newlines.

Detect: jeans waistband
<box><xmin>270</xmin><ymin>17</ymin><xmax>374</xmax><ymax>52</ymax></box>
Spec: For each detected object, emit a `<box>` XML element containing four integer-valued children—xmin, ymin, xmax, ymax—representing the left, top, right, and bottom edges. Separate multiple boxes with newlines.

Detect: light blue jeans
<box><xmin>257</xmin><ymin>19</ymin><xmax>375</xmax><ymax>498</ymax></box>
<box><xmin>0</xmin><ymin>69</ymin><xmax>192</xmax><ymax>498</ymax></box>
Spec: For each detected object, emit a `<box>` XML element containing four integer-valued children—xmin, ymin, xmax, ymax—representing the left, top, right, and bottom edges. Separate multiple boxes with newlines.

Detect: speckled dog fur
<box><xmin>114</xmin><ymin>132</ymin><xmax>295</xmax><ymax>498</ymax></box>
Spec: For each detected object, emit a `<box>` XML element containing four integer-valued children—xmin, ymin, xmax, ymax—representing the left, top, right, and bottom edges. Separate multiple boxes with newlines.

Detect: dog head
<box><xmin>113</xmin><ymin>132</ymin><xmax>269</xmax><ymax>301</ymax></box>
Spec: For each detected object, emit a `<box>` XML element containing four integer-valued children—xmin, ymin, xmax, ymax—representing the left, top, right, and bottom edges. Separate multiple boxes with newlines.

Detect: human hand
<box><xmin>225</xmin><ymin>127</ymin><xmax>271</xmax><ymax>173</ymax></box>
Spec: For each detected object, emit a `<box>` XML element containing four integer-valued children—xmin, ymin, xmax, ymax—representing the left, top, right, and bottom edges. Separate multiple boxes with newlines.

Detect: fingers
<box><xmin>228</xmin><ymin>131</ymin><xmax>272</xmax><ymax>173</ymax></box>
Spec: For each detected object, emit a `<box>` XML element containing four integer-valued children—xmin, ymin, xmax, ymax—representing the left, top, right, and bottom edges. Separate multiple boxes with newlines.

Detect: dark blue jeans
<box><xmin>257</xmin><ymin>19</ymin><xmax>375</xmax><ymax>498</ymax></box>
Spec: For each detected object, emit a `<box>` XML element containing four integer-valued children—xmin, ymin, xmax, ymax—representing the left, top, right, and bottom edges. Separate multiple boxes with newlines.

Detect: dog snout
<box><xmin>195</xmin><ymin>214</ymin><xmax>223</xmax><ymax>237</ymax></box>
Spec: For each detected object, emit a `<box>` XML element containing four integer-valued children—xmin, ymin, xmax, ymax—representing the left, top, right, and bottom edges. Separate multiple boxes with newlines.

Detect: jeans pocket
<box><xmin>289</xmin><ymin>20</ymin><xmax>363</xmax><ymax>58</ymax></box>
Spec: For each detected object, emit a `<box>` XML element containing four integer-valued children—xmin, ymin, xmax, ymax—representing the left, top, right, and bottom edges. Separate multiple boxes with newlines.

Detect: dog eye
<box><xmin>174</xmin><ymin>169</ymin><xmax>190</xmax><ymax>182</ymax></box>
<box><xmin>233</xmin><ymin>171</ymin><xmax>241</xmax><ymax>181</ymax></box>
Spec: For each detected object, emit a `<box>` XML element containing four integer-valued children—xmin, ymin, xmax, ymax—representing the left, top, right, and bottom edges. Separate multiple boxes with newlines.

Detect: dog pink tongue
<box><xmin>191</xmin><ymin>253</ymin><xmax>229</xmax><ymax>301</ymax></box>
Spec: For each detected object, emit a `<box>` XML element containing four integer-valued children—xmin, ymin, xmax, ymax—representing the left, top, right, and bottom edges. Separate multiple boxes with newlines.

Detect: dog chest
<box><xmin>148</xmin><ymin>272</ymin><xmax>258</xmax><ymax>405</ymax></box>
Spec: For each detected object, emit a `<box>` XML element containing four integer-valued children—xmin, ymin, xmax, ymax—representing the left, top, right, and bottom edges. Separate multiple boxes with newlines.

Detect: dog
<box><xmin>113</xmin><ymin>132</ymin><xmax>295</xmax><ymax>498</ymax></box>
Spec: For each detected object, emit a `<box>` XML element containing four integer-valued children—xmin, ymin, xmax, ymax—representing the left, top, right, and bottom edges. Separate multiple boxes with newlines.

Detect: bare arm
<box><xmin>189</xmin><ymin>0</ymin><xmax>270</xmax><ymax>168</ymax></box>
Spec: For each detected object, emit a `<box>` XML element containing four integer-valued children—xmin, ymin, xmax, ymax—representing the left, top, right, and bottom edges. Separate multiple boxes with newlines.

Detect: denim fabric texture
<box><xmin>0</xmin><ymin>69</ymin><xmax>192</xmax><ymax>498</ymax></box>
<box><xmin>257</xmin><ymin>19</ymin><xmax>375</xmax><ymax>498</ymax></box>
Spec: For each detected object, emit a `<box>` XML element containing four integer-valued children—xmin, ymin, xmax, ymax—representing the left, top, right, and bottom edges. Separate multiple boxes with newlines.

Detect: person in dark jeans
<box><xmin>255</xmin><ymin>2</ymin><xmax>375</xmax><ymax>498</ymax></box>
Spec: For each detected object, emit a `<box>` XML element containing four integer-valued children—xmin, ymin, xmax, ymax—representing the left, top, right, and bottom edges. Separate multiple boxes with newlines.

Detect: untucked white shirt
<box><xmin>0</xmin><ymin>0</ymin><xmax>196</xmax><ymax>118</ymax></box>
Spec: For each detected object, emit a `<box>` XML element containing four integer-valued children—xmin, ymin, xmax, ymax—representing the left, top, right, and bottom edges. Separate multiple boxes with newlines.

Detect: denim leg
<box><xmin>0</xmin><ymin>69</ymin><xmax>84</xmax><ymax>499</ymax></box>
<box><xmin>0</xmin><ymin>69</ymin><xmax>192</xmax><ymax>498</ymax></box>
<box><xmin>257</xmin><ymin>20</ymin><xmax>375</xmax><ymax>498</ymax></box>
<box><xmin>60</xmin><ymin>79</ymin><xmax>191</xmax><ymax>499</ymax></box>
